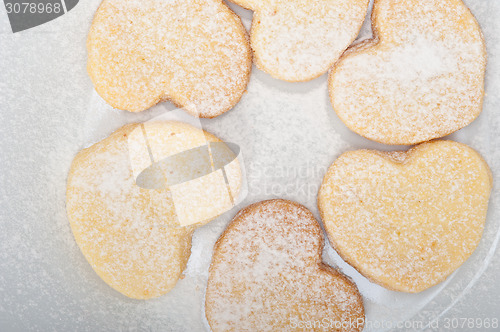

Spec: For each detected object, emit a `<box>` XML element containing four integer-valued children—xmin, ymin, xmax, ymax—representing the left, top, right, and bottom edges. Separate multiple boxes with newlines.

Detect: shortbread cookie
<box><xmin>318</xmin><ymin>141</ymin><xmax>492</xmax><ymax>293</ymax></box>
<box><xmin>87</xmin><ymin>0</ymin><xmax>251</xmax><ymax>117</ymax></box>
<box><xmin>229</xmin><ymin>0</ymin><xmax>369</xmax><ymax>82</ymax></box>
<box><xmin>329</xmin><ymin>0</ymin><xmax>486</xmax><ymax>145</ymax></box>
<box><xmin>206</xmin><ymin>199</ymin><xmax>365</xmax><ymax>331</ymax></box>
<box><xmin>66</xmin><ymin>122</ymin><xmax>241</xmax><ymax>299</ymax></box>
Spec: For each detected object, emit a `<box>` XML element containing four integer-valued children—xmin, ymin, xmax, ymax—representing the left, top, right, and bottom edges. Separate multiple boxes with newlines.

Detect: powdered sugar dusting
<box><xmin>233</xmin><ymin>0</ymin><xmax>370</xmax><ymax>81</ymax></box>
<box><xmin>318</xmin><ymin>141</ymin><xmax>492</xmax><ymax>293</ymax></box>
<box><xmin>66</xmin><ymin>122</ymin><xmax>241</xmax><ymax>299</ymax></box>
<box><xmin>87</xmin><ymin>0</ymin><xmax>251</xmax><ymax>117</ymax></box>
<box><xmin>329</xmin><ymin>0</ymin><xmax>486</xmax><ymax>145</ymax></box>
<box><xmin>206</xmin><ymin>199</ymin><xmax>364</xmax><ymax>331</ymax></box>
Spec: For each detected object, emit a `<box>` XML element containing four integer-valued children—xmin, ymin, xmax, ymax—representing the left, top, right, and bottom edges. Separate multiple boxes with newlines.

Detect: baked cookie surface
<box><xmin>87</xmin><ymin>0</ymin><xmax>251</xmax><ymax>117</ymax></box>
<box><xmin>329</xmin><ymin>0</ymin><xmax>486</xmax><ymax>145</ymax></box>
<box><xmin>206</xmin><ymin>199</ymin><xmax>364</xmax><ymax>332</ymax></box>
<box><xmin>66</xmin><ymin>122</ymin><xmax>240</xmax><ymax>299</ymax></box>
<box><xmin>229</xmin><ymin>0</ymin><xmax>369</xmax><ymax>82</ymax></box>
<box><xmin>318</xmin><ymin>141</ymin><xmax>492</xmax><ymax>292</ymax></box>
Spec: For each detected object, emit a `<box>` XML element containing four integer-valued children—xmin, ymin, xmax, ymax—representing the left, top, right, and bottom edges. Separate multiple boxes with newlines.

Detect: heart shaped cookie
<box><xmin>229</xmin><ymin>0</ymin><xmax>369</xmax><ymax>81</ymax></box>
<box><xmin>205</xmin><ymin>199</ymin><xmax>364</xmax><ymax>331</ymax></box>
<box><xmin>329</xmin><ymin>0</ymin><xmax>486</xmax><ymax>145</ymax></box>
<box><xmin>66</xmin><ymin>122</ymin><xmax>241</xmax><ymax>299</ymax></box>
<box><xmin>87</xmin><ymin>0</ymin><xmax>251</xmax><ymax>117</ymax></box>
<box><xmin>318</xmin><ymin>141</ymin><xmax>492</xmax><ymax>292</ymax></box>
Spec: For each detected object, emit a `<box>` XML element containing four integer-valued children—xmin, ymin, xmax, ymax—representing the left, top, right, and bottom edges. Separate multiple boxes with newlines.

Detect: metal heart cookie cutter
<box><xmin>127</xmin><ymin>108</ymin><xmax>246</xmax><ymax>228</ymax></box>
